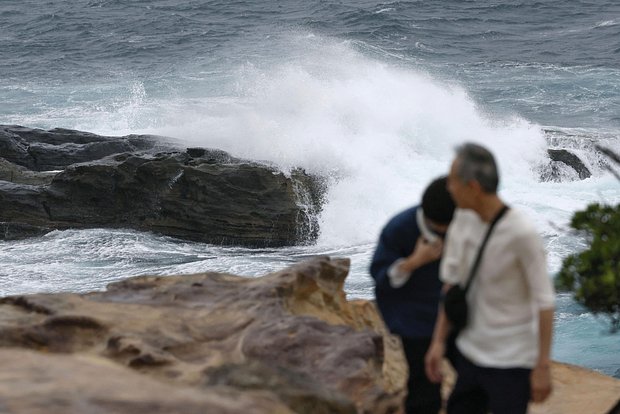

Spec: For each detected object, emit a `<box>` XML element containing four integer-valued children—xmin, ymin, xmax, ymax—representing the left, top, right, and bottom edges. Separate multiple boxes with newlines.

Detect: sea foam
<box><xmin>23</xmin><ymin>34</ymin><xmax>620</xmax><ymax>255</ymax></box>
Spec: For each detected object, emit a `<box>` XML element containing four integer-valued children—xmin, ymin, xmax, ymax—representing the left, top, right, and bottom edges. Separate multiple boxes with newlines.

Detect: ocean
<box><xmin>1</xmin><ymin>0</ymin><xmax>619</xmax><ymax>377</ymax></box>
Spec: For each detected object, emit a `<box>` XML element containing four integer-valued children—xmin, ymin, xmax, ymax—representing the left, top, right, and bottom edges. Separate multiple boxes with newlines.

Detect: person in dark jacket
<box><xmin>370</xmin><ymin>176</ymin><xmax>455</xmax><ymax>414</ymax></box>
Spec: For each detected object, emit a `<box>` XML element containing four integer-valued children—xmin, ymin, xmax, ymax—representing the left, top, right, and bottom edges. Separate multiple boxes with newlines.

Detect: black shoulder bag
<box><xmin>443</xmin><ymin>205</ymin><xmax>509</xmax><ymax>333</ymax></box>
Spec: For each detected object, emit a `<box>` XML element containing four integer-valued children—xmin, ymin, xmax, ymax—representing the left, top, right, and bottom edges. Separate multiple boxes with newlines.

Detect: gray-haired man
<box><xmin>425</xmin><ymin>143</ymin><xmax>555</xmax><ymax>413</ymax></box>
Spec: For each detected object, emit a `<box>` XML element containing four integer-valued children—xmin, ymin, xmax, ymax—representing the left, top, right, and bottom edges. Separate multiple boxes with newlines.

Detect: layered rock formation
<box><xmin>0</xmin><ymin>257</ymin><xmax>618</xmax><ymax>414</ymax></box>
<box><xmin>0</xmin><ymin>257</ymin><xmax>406</xmax><ymax>414</ymax></box>
<box><xmin>0</xmin><ymin>125</ymin><xmax>324</xmax><ymax>246</ymax></box>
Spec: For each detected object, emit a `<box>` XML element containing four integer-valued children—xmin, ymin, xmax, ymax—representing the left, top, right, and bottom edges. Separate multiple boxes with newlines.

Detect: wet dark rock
<box><xmin>540</xmin><ymin>148</ymin><xmax>592</xmax><ymax>182</ymax></box>
<box><xmin>0</xmin><ymin>125</ymin><xmax>165</xmax><ymax>171</ymax></box>
<box><xmin>0</xmin><ymin>125</ymin><xmax>325</xmax><ymax>246</ymax></box>
<box><xmin>0</xmin><ymin>221</ymin><xmax>51</xmax><ymax>240</ymax></box>
<box><xmin>0</xmin><ymin>158</ymin><xmax>58</xmax><ymax>186</ymax></box>
<box><xmin>548</xmin><ymin>149</ymin><xmax>592</xmax><ymax>179</ymax></box>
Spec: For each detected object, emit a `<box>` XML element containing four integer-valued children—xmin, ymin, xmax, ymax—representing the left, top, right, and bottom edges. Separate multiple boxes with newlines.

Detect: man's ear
<box><xmin>468</xmin><ymin>179</ymin><xmax>483</xmax><ymax>195</ymax></box>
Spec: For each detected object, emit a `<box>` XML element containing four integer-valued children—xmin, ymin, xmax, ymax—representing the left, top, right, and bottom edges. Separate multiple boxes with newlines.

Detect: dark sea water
<box><xmin>1</xmin><ymin>0</ymin><xmax>619</xmax><ymax>377</ymax></box>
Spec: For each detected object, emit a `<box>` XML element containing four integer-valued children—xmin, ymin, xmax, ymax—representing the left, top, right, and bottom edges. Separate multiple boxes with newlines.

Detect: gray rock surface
<box><xmin>0</xmin><ymin>125</ymin><xmax>324</xmax><ymax>246</ymax></box>
<box><xmin>546</xmin><ymin>148</ymin><xmax>592</xmax><ymax>180</ymax></box>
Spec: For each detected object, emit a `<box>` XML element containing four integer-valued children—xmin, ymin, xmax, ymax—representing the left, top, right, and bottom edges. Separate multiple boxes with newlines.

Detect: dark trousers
<box><xmin>401</xmin><ymin>336</ymin><xmax>441</xmax><ymax>414</ymax></box>
<box><xmin>447</xmin><ymin>352</ymin><xmax>531</xmax><ymax>414</ymax></box>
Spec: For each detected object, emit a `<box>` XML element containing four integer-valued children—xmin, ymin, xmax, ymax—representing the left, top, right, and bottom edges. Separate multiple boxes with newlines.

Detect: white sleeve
<box><xmin>440</xmin><ymin>220</ymin><xmax>461</xmax><ymax>285</ymax></box>
<box><xmin>517</xmin><ymin>230</ymin><xmax>555</xmax><ymax>309</ymax></box>
<box><xmin>387</xmin><ymin>258</ymin><xmax>411</xmax><ymax>288</ymax></box>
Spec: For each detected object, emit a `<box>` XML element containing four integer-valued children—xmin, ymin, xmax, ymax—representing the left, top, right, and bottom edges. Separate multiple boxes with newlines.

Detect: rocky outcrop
<box><xmin>0</xmin><ymin>125</ymin><xmax>325</xmax><ymax>246</ymax></box>
<box><xmin>545</xmin><ymin>148</ymin><xmax>592</xmax><ymax>180</ymax></box>
<box><xmin>0</xmin><ymin>125</ymin><xmax>164</xmax><ymax>171</ymax></box>
<box><xmin>0</xmin><ymin>257</ymin><xmax>406</xmax><ymax>414</ymax></box>
<box><xmin>541</xmin><ymin>128</ymin><xmax>595</xmax><ymax>182</ymax></box>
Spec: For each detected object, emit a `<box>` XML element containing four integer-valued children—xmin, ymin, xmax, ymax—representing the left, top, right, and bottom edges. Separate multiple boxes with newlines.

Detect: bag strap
<box><xmin>463</xmin><ymin>205</ymin><xmax>510</xmax><ymax>293</ymax></box>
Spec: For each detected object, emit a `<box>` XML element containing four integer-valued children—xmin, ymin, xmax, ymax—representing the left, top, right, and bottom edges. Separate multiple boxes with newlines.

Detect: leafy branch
<box><xmin>557</xmin><ymin>146</ymin><xmax>620</xmax><ymax>333</ymax></box>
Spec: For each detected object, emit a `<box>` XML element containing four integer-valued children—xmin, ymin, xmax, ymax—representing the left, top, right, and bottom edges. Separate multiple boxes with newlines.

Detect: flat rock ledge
<box><xmin>0</xmin><ymin>257</ymin><xmax>618</xmax><ymax>413</ymax></box>
<box><xmin>0</xmin><ymin>125</ymin><xmax>325</xmax><ymax>246</ymax></box>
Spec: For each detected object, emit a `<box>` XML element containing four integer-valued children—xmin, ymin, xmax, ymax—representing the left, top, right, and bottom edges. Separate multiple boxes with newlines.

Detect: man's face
<box><xmin>447</xmin><ymin>158</ymin><xmax>471</xmax><ymax>209</ymax></box>
<box><xmin>425</xmin><ymin>218</ymin><xmax>449</xmax><ymax>239</ymax></box>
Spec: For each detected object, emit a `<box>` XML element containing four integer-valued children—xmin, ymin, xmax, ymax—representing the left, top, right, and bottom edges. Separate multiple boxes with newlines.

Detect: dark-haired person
<box><xmin>370</xmin><ymin>176</ymin><xmax>456</xmax><ymax>414</ymax></box>
<box><xmin>425</xmin><ymin>143</ymin><xmax>555</xmax><ymax>414</ymax></box>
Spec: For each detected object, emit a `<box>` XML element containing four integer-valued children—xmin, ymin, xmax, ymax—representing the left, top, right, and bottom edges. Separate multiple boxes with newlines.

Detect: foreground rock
<box><xmin>530</xmin><ymin>363</ymin><xmax>620</xmax><ymax>414</ymax></box>
<box><xmin>0</xmin><ymin>350</ymin><xmax>294</xmax><ymax>414</ymax></box>
<box><xmin>0</xmin><ymin>257</ymin><xmax>618</xmax><ymax>414</ymax></box>
<box><xmin>0</xmin><ymin>125</ymin><xmax>324</xmax><ymax>246</ymax></box>
<box><xmin>0</xmin><ymin>257</ymin><xmax>406</xmax><ymax>414</ymax></box>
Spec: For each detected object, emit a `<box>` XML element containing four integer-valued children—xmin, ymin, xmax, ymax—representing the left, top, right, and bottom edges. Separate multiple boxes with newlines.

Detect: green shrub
<box><xmin>557</xmin><ymin>203</ymin><xmax>620</xmax><ymax>332</ymax></box>
<box><xmin>557</xmin><ymin>146</ymin><xmax>620</xmax><ymax>333</ymax></box>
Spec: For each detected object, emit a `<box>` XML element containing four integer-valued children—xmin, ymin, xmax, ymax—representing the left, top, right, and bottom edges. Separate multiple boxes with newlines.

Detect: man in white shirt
<box><xmin>425</xmin><ymin>143</ymin><xmax>555</xmax><ymax>413</ymax></box>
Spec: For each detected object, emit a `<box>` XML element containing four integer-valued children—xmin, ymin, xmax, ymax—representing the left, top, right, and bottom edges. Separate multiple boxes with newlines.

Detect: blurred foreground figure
<box><xmin>371</xmin><ymin>176</ymin><xmax>455</xmax><ymax>414</ymax></box>
<box><xmin>425</xmin><ymin>143</ymin><xmax>555</xmax><ymax>414</ymax></box>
